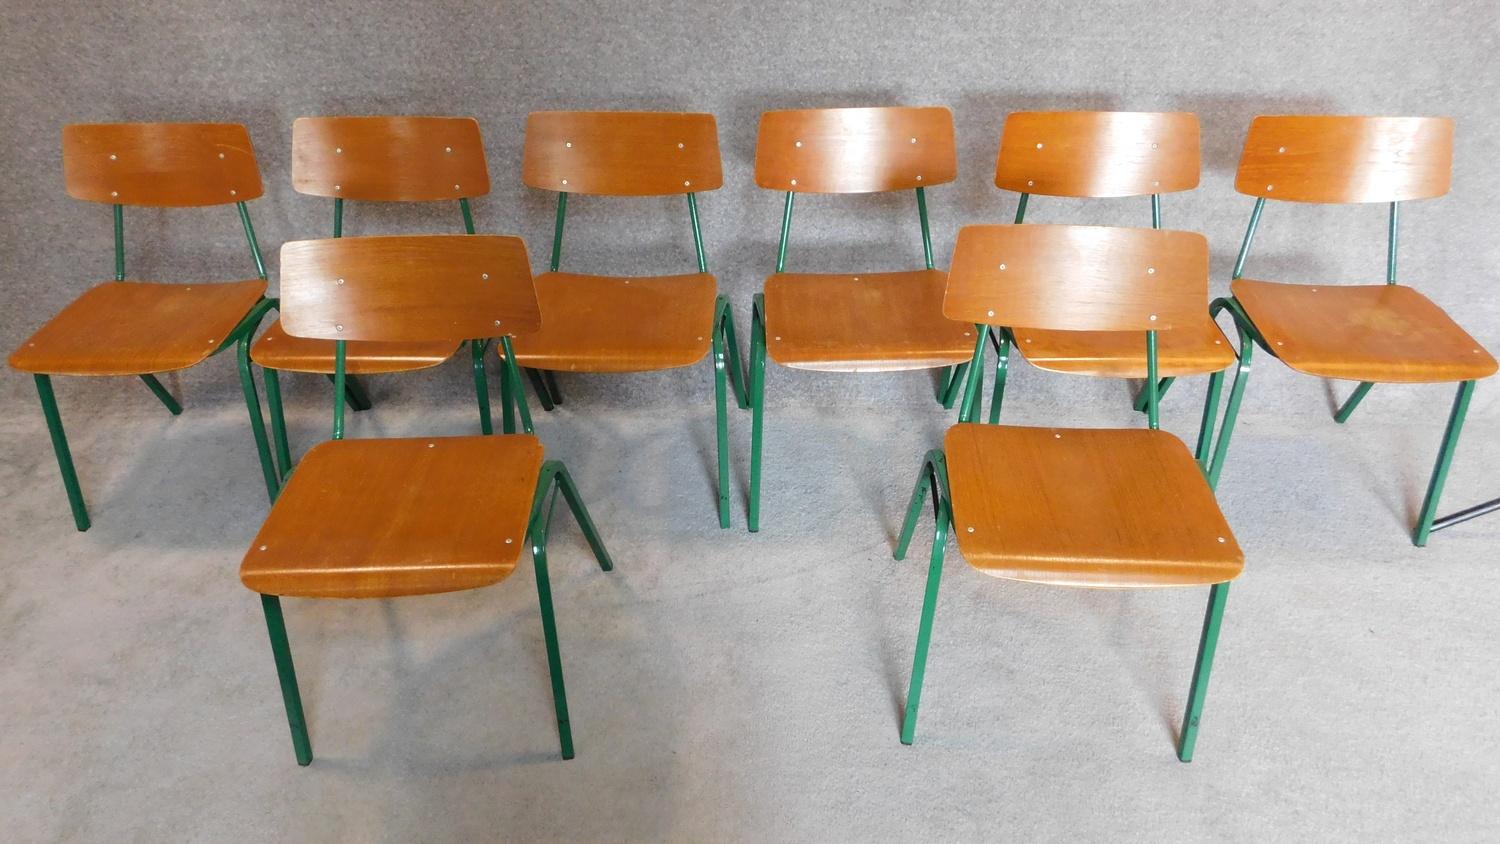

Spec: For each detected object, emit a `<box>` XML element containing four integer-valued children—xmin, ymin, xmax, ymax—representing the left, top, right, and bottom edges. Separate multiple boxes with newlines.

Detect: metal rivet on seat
<box><xmin>428</xmin><ymin>442</ymin><xmax>435</xmax><ymax>448</ymax></box>
<box><xmin>453</xmin><ymin>184</ymin><xmax>460</xmax><ymax>191</ymax></box>
<box><xmin>494</xmin><ymin>319</ymin><xmax>502</xmax><ymax>326</ymax></box>
<box><xmin>335</xmin><ymin>324</ymin><xmax>343</xmax><ymax>332</ymax></box>
<box><xmin>697</xmin><ymin>336</ymin><xmax>703</xmax><ymax>341</ymax></box>
<box><xmin>1147</xmin><ymin>267</ymin><xmax>1156</xmax><ymax>275</ymax></box>
<box><xmin>186</xmin><ymin>286</ymin><xmax>193</xmax><ymax>291</ymax></box>
<box><xmin>774</xmin><ymin>336</ymin><xmax>781</xmax><ymax>341</ymax></box>
<box><xmin>335</xmin><ymin>147</ymin><xmax>342</xmax><ymax>154</ymax></box>
<box><xmin>1153</xmin><ymin>180</ymin><xmax>1160</xmax><ymax>187</ymax></box>
<box><xmin>1312</xmin><ymin>288</ymin><xmax>1318</xmax><ymax>292</ymax></box>
<box><xmin>1036</xmin><ymin>142</ymin><xmax>1044</xmax><ymax>149</ymax></box>
<box><xmin>853</xmin><ymin>276</ymin><xmax>860</xmax><ymax>282</ymax></box>
<box><xmin>506</xmin><ymin>538</ymin><xmax>513</xmax><ymax>544</ymax></box>
<box><xmin>259</xmin><ymin>545</ymin><xmax>267</xmax><ymax>551</ymax></box>
<box><xmin>1217</xmin><ymin>536</ymin><xmax>1227</xmax><ymax>543</ymax></box>
<box><xmin>963</xmin><ymin>332</ymin><xmax>972</xmax><ymax>337</ymax></box>
<box><xmin>334</xmin><ymin>185</ymin><xmax>341</xmax><ymax>191</ymax></box>
<box><xmin>481</xmin><ymin>273</ymin><xmax>489</xmax><ymax>280</ymax></box>
<box><xmin>966</xmin><ymin>526</ymin><xmax>974</xmax><ymax>533</ymax></box>
<box><xmin>910</xmin><ymin>137</ymin><xmax>917</xmax><ymax>144</ymax></box>
<box><xmin>790</xmin><ymin>178</ymin><xmax>798</xmax><ymax>186</ymax></box>
<box><xmin>916</xmin><ymin>175</ymin><xmax>923</xmax><ymax>181</ymax></box>
<box><xmin>336</xmin><ymin>278</ymin><xmax>345</xmax><ymax>285</ymax></box>
<box><xmin>1053</xmin><ymin>433</ymin><xmax>1061</xmax><ymax>438</ymax></box>
<box><xmin>684</xmin><ymin>180</ymin><xmax>691</xmax><ymax>187</ymax></box>
<box><xmin>795</xmin><ymin>141</ymin><xmax>802</xmax><ymax>148</ymax></box>
<box><xmin>445</xmin><ymin>146</ymin><xmax>452</xmax><ymax>153</ymax></box>
<box><xmin>677</xmin><ymin>142</ymin><xmax>685</xmax><ymax>149</ymax></box>
<box><xmin>565</xmin><ymin>142</ymin><xmax>572</xmax><ymax>148</ymax></box>
<box><xmin>109</xmin><ymin>154</ymin><xmax>117</xmax><ymax>160</ymax></box>
<box><xmin>998</xmin><ymin>263</ymin><xmax>1007</xmax><ymax>270</ymax></box>
<box><xmin>987</xmin><ymin>309</ymin><xmax>995</xmax><ymax>317</ymax></box>
<box><xmin>111</xmin><ymin>191</ymin><xmax>118</xmax><ymax>197</ymax></box>
<box><xmin>218</xmin><ymin>152</ymin><xmax>225</xmax><ymax>159</ymax></box>
<box><xmin>1266</xmin><ymin>185</ymin><xmax>1274</xmax><ymax>192</ymax></box>
<box><xmin>1149</xmin><ymin>314</ymin><xmax>1158</xmax><ymax>321</ymax></box>
<box><xmin>1215</xmin><ymin>339</ymin><xmax>1222</xmax><ymax>345</ymax></box>
<box><xmin>1277</xmin><ymin>341</ymin><xmax>1284</xmax><ymax>346</ymax></box>
<box><xmin>561</xmin><ymin>179</ymin><xmax>568</xmax><ymax>186</ymax></box>
<box><xmin>229</xmin><ymin>190</ymin><xmax>237</xmax><ymax>196</ymax></box>
<box><xmin>1027</xmin><ymin>180</ymin><xmax>1034</xmax><ymax>187</ymax></box>
<box><xmin>1151</xmin><ymin>142</ymin><xmax>1159</xmax><ymax>149</ymax></box>
<box><xmin>1278</xmin><ymin>147</ymin><xmax>1286</xmax><ymax>154</ymax></box>
<box><xmin>1025</xmin><ymin>338</ymin><xmax>1032</xmax><ymax>343</ymax></box>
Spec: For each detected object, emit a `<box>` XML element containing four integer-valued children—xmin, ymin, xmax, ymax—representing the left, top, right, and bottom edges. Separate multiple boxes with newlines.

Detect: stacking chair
<box><xmin>896</xmin><ymin>224</ymin><xmax>1244</xmax><ymax>761</ymax></box>
<box><xmin>240</xmin><ymin>234</ymin><xmax>614</xmax><ymax>765</ymax></box>
<box><xmin>9</xmin><ymin>123</ymin><xmax>278</xmax><ymax>529</ymax></box>
<box><xmin>247</xmin><ymin>116</ymin><xmax>497</xmax><ymax>487</ymax></box>
<box><xmin>748</xmin><ymin>106</ymin><xmax>974</xmax><ymax>531</ymax></box>
<box><xmin>990</xmin><ymin>111</ymin><xmax>1233</xmax><ymax>442</ymax></box>
<box><xmin>1198</xmin><ymin>116</ymin><xmax>1497</xmax><ymax>545</ymax></box>
<box><xmin>509</xmin><ymin>111</ymin><xmax>749</xmax><ymax>528</ymax></box>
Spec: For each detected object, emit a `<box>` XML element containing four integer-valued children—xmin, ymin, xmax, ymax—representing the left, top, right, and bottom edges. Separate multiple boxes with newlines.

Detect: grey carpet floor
<box><xmin>2</xmin><ymin>361</ymin><xmax>1497</xmax><ymax>842</ymax></box>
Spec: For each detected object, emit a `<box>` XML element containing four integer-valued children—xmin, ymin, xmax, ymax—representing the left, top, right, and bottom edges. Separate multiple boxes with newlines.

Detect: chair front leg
<box><xmin>1133</xmin><ymin>377</ymin><xmax>1175</xmax><ymax>413</ymax></box>
<box><xmin>1334</xmin><ymin>381</ymin><xmax>1375</xmax><ymax>424</ymax></box>
<box><xmin>1177</xmin><ymin>582</ymin><xmax>1230</xmax><ymax>762</ymax></box>
<box><xmin>712</xmin><ymin>304</ymin><xmax>733</xmax><ymax>529</ymax></box>
<box><xmin>748</xmin><ymin>294</ymin><xmax>768</xmax><ymax>532</ymax></box>
<box><xmin>32</xmin><ymin>374</ymin><xmax>91</xmax><ymax>531</ymax></box>
<box><xmin>1194</xmin><ymin>368</ymin><xmax>1227</xmax><ymax>470</ymax></box>
<box><xmin>138</xmin><ymin>374</ymin><xmax>183</xmax><ymax>415</ymax></box>
<box><xmin>987</xmin><ymin>329</ymin><xmax>1012</xmax><ymax>425</ymax></box>
<box><xmin>237</xmin><ymin>334</ymin><xmax>281</xmax><ymax>504</ymax></box>
<box><xmin>525</xmin><ymin>368</ymin><xmax>557</xmax><ymax>412</ymax></box>
<box><xmin>901</xmin><ymin>471</ymin><xmax>951</xmax><ymax>745</ymax></box>
<box><xmin>1203</xmin><ymin>298</ymin><xmax>1263</xmax><ymax>490</ymax></box>
<box><xmin>939</xmin><ymin>362</ymin><xmax>969</xmax><ymax>409</ymax></box>
<box><xmin>470</xmin><ymin>339</ymin><xmax>494</xmax><ymax>435</ymax></box>
<box><xmin>717</xmin><ymin>296</ymin><xmax>750</xmax><ymax>410</ymax></box>
<box><xmin>1413</xmin><ymin>379</ymin><xmax>1477</xmax><ymax>547</ymax></box>
<box><xmin>262</xmin><ymin>367</ymin><xmax>293</xmax><ymax>480</ymax></box>
<box><xmin>259</xmin><ymin>594</ymin><xmax>312</xmax><ymax>766</ymax></box>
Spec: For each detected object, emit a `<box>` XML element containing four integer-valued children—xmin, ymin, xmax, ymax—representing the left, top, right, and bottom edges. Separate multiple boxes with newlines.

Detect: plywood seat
<box><xmin>241</xmin><ymin>435</ymin><xmax>543</xmax><ymax>599</ymax></box>
<box><xmin>763</xmin><ymin>269</ymin><xmax>973</xmax><ymax>371</ymax></box>
<box><xmin>944</xmin><ymin>423</ymin><xmax>1243</xmax><ymax>588</ymax></box>
<box><xmin>1231</xmin><ymin>278</ymin><xmax>1497</xmax><ymax>383</ymax></box>
<box><xmin>250</xmin><ymin>319</ymin><xmax>459</xmax><ymax>374</ymax></box>
<box><xmin>505</xmin><ymin>271</ymin><xmax>718</xmax><ymax>372</ymax></box>
<box><xmin>1014</xmin><ymin>314</ymin><xmax>1234</xmax><ymax>378</ymax></box>
<box><xmin>10</xmin><ymin>279</ymin><xmax>267</xmax><ymax>375</ymax></box>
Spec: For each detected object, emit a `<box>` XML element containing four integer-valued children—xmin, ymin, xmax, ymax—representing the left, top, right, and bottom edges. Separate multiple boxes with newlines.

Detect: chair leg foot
<box><xmin>1413</xmin><ymin>380</ymin><xmax>1476</xmax><ymax>547</ymax></box>
<box><xmin>1177</xmin><ymin>582</ymin><xmax>1229</xmax><ymax>762</ymax></box>
<box><xmin>260</xmin><ymin>595</ymin><xmax>312</xmax><ymax>766</ymax></box>
<box><xmin>33</xmin><ymin>374</ymin><xmax>90</xmax><ymax>531</ymax></box>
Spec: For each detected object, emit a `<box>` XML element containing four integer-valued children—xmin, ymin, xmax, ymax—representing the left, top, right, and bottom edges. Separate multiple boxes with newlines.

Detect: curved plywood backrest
<box><xmin>63</xmin><ymin>123</ymin><xmax>263</xmax><ymax>206</ymax></box>
<box><xmin>755</xmin><ymin>106</ymin><xmax>957</xmax><ymax>193</ymax></box>
<box><xmin>995</xmin><ymin>111</ymin><xmax>1200</xmax><ymax>197</ymax></box>
<box><xmin>292</xmin><ymin>116</ymin><xmax>491</xmax><ymax>201</ymax></box>
<box><xmin>522</xmin><ymin>111</ymin><xmax>722</xmax><ymax>195</ymax></box>
<box><xmin>279</xmin><ymin>235</ymin><xmax>541</xmax><ymax>343</ymax></box>
<box><xmin>1236</xmin><ymin>115</ymin><xmax>1453</xmax><ymax>203</ymax></box>
<box><xmin>944</xmin><ymin>224</ymin><xmax>1208</xmax><ymax>332</ymax></box>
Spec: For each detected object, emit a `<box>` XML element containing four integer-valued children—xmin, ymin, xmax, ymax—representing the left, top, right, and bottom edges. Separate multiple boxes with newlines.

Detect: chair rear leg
<box><xmin>259</xmin><ymin>595</ymin><xmax>312</xmax><ymax>766</ymax></box>
<box><xmin>939</xmin><ymin>363</ymin><xmax>969</xmax><ymax>409</ymax></box>
<box><xmin>1177</xmin><ymin>582</ymin><xmax>1230</xmax><ymax>762</ymax></box>
<box><xmin>1195</xmin><ymin>369</ymin><xmax>1226</xmax><ymax>470</ymax></box>
<box><xmin>748</xmin><ymin>295</ymin><xmax>768</xmax><ymax>532</ymax></box>
<box><xmin>138</xmin><ymin>374</ymin><xmax>183</xmax><ymax>415</ymax></box>
<box><xmin>324</xmin><ymin>374</ymin><xmax>373</xmax><ymax>412</ymax></box>
<box><xmin>470</xmin><ymin>339</ymin><xmax>494</xmax><ymax>435</ymax></box>
<box><xmin>1413</xmin><ymin>380</ymin><xmax>1477</xmax><ymax>547</ymax></box>
<box><xmin>525</xmin><ymin>368</ymin><xmax>556</xmax><ymax>411</ymax></box>
<box><xmin>901</xmin><ymin>492</ymin><xmax>950</xmax><ymax>745</ymax></box>
<box><xmin>236</xmin><ymin>338</ymin><xmax>280</xmax><ymax>503</ymax></box>
<box><xmin>712</xmin><ymin>319</ymin><xmax>733</xmax><ymax>528</ymax></box>
<box><xmin>33</xmin><ymin>374</ymin><xmax>90</xmax><ymax>531</ymax></box>
<box><xmin>1334</xmin><ymin>381</ymin><xmax>1375</xmax><ymax>424</ymax></box>
<box><xmin>262</xmin><ymin>368</ymin><xmax>293</xmax><ymax>480</ymax></box>
<box><xmin>1133</xmin><ymin>377</ymin><xmax>1175</xmax><ymax>413</ymax></box>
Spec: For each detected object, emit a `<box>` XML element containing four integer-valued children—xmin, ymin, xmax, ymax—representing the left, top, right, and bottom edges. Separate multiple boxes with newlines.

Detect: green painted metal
<box><xmin>748</xmin><ymin>294</ymin><xmax>767</xmax><ymax>532</ymax></box>
<box><xmin>939</xmin><ymin>363</ymin><xmax>969</xmax><ymax>409</ymax></box>
<box><xmin>1231</xmin><ymin>198</ymin><xmax>1266</xmax><ymax>281</ymax></box>
<box><xmin>333</xmin><ymin>197</ymin><xmax>344</xmax><ymax>237</ymax></box>
<box><xmin>332</xmin><ymin>340</ymin><xmax>347</xmax><ymax>440</ymax></box>
<box><xmin>34</xmin><ymin>374</ymin><xmax>91</xmax><ymax>531</ymax></box>
<box><xmin>688</xmin><ymin>193</ymin><xmax>709</xmax><ymax>273</ymax></box>
<box><xmin>987</xmin><ymin>329</ymin><xmax>1012</xmax><ymax>425</ymax></box>
<box><xmin>1413</xmin><ymin>379</ymin><xmax>1477</xmax><ymax>546</ymax></box>
<box><xmin>1145</xmin><ymin>330</ymin><xmax>1161</xmax><ymax>430</ymax></box>
<box><xmin>1387</xmin><ymin>201</ymin><xmax>1400</xmax><ymax>284</ymax></box>
<box><xmin>138</xmin><ymin>374</ymin><xmax>183</xmax><ymax>415</ymax></box>
<box><xmin>720</xmin><ymin>300</ymin><xmax>750</xmax><ymax>410</ymax></box>
<box><xmin>549</xmin><ymin>192</ymin><xmax>568</xmax><ymax>272</ymax></box>
<box><xmin>712</xmin><ymin>297</ymin><xmax>732</xmax><ymax>528</ymax></box>
<box><xmin>1194</xmin><ymin>369</ymin><xmax>1225</xmax><ymax>471</ymax></box>
<box><xmin>916</xmin><ymin>187</ymin><xmax>934</xmax><ymax>270</ymax></box>
<box><xmin>775</xmin><ymin>192</ymin><xmax>795</xmax><ymax>273</ymax></box>
<box><xmin>525</xmin><ymin>369</ymin><xmax>557</xmax><ymax>411</ymax></box>
<box><xmin>1203</xmin><ymin>297</ymin><xmax>1261</xmax><ymax>490</ymax></box>
<box><xmin>460</xmin><ymin>197</ymin><xmax>476</xmax><ymax>236</ymax></box>
<box><xmin>263</xmin><ymin>368</ymin><xmax>292</xmax><ymax>480</ymax></box>
<box><xmin>113</xmin><ymin>204</ymin><xmax>125</xmax><ymax>280</ymax></box>
<box><xmin>1151</xmin><ymin>193</ymin><xmax>1162</xmax><ymax>229</ymax></box>
<box><xmin>1133</xmin><ymin>377</ymin><xmax>1175</xmax><ymax>412</ymax></box>
<box><xmin>499</xmin><ymin>336</ymin><xmax>535</xmax><ymax>435</ymax></box>
<box><xmin>1334</xmin><ymin>381</ymin><xmax>1374</xmax><ymax>423</ymax></box>
<box><xmin>471</xmin><ymin>339</ymin><xmax>494</xmax><ymax>435</ymax></box>
<box><xmin>1014</xmin><ymin>192</ymin><xmax>1029</xmax><ymax>224</ymax></box>
<box><xmin>499</xmin><ymin>349</ymin><xmax>517</xmax><ymax>435</ymax></box>
<box><xmin>236</xmin><ymin>310</ymin><xmax>282</xmax><ymax>503</ymax></box>
<box><xmin>543</xmin><ymin>371</ymin><xmax>563</xmax><ymax>405</ymax></box>
<box><xmin>1177</xmin><ymin>582</ymin><xmax>1229</xmax><ymax>762</ymax></box>
<box><xmin>236</xmin><ymin>202</ymin><xmax>268</xmax><ymax>281</ymax></box>
<box><xmin>324</xmin><ymin>374</ymin><xmax>373</xmax><ymax>412</ymax></box>
<box><xmin>259</xmin><ymin>595</ymin><xmax>313</xmax><ymax>766</ymax></box>
<box><xmin>527</xmin><ymin>459</ymin><xmax>616</xmax><ymax>759</ymax></box>
<box><xmin>898</xmin><ymin>449</ymin><xmax>951</xmax><ymax>745</ymax></box>
<box><xmin>895</xmin><ymin>449</ymin><xmax>949</xmax><ymax>562</ymax></box>
<box><xmin>957</xmin><ymin>326</ymin><xmax>990</xmax><ymax>423</ymax></box>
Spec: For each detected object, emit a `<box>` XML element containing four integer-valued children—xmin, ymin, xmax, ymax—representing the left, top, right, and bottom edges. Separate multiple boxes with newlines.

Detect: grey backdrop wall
<box><xmin>1</xmin><ymin>0</ymin><xmax>1497</xmax><ymax>426</ymax></box>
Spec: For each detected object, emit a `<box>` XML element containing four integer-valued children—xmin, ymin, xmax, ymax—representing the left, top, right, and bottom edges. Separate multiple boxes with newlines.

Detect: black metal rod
<box><xmin>1430</xmin><ymin>495</ymin><xmax>1500</xmax><ymax>532</ymax></box>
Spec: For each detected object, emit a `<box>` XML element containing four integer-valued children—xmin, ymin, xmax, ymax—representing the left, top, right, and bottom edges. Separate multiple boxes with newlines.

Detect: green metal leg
<box><xmin>259</xmin><ymin>594</ymin><xmax>312</xmax><ymax>766</ymax></box>
<box><xmin>719</xmin><ymin>298</ymin><xmax>750</xmax><ymax>410</ymax></box>
<box><xmin>471</xmin><ymin>339</ymin><xmax>494</xmax><ymax>435</ymax></box>
<box><xmin>1134</xmin><ymin>377</ymin><xmax>1175</xmax><ymax>413</ymax></box>
<box><xmin>1177</xmin><ymin>582</ymin><xmax>1229</xmax><ymax>762</ymax></box>
<box><xmin>1334</xmin><ymin>381</ymin><xmax>1375</xmax><ymax>424</ymax></box>
<box><xmin>712</xmin><ymin>308</ymin><xmax>733</xmax><ymax>529</ymax></box>
<box><xmin>957</xmin><ymin>327</ymin><xmax>989</xmax><ymax>424</ymax></box>
<box><xmin>500</xmin><ymin>337</ymin><xmax>535</xmax><ymax>435</ymax></box>
<box><xmin>1194</xmin><ymin>369</ymin><xmax>1226</xmax><ymax>471</ymax></box>
<box><xmin>33</xmin><ymin>374</ymin><xmax>90</xmax><ymax>531</ymax></box>
<box><xmin>748</xmin><ymin>295</ymin><xmax>767</xmax><ymax>532</ymax></box>
<box><xmin>987</xmin><ymin>330</ymin><xmax>1011</xmax><ymax>425</ymax></box>
<box><xmin>900</xmin><ymin>457</ymin><xmax>950</xmax><ymax>745</ymax></box>
<box><xmin>1203</xmin><ymin>299</ymin><xmax>1262</xmax><ymax>490</ymax></box>
<box><xmin>237</xmin><ymin>336</ymin><xmax>281</xmax><ymax>503</ymax></box>
<box><xmin>262</xmin><ymin>368</ymin><xmax>293</xmax><ymax>481</ymax></box>
<box><xmin>543</xmin><ymin>371</ymin><xmax>563</xmax><ymax>406</ymax></box>
<box><xmin>527</xmin><ymin>460</ymin><xmax>615</xmax><ymax>760</ymax></box>
<box><xmin>1413</xmin><ymin>380</ymin><xmax>1477</xmax><ymax>547</ymax></box>
<box><xmin>138</xmin><ymin>374</ymin><xmax>183</xmax><ymax>415</ymax></box>
<box><xmin>500</xmin><ymin>353</ymin><xmax>516</xmax><ymax>435</ymax></box>
<box><xmin>525</xmin><ymin>368</ymin><xmax>557</xmax><ymax>412</ymax></box>
<box><xmin>323</xmin><ymin>373</ymin><xmax>373</xmax><ymax>412</ymax></box>
<box><xmin>939</xmin><ymin>363</ymin><xmax>969</xmax><ymax>409</ymax></box>
<box><xmin>895</xmin><ymin>451</ymin><xmax>947</xmax><ymax>561</ymax></box>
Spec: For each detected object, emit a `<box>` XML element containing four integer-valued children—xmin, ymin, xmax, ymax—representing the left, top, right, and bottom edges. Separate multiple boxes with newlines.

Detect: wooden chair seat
<box><xmin>944</xmin><ymin>423</ymin><xmax>1243</xmax><ymax>587</ymax></box>
<box><xmin>10</xmin><ymin>279</ymin><xmax>266</xmax><ymax>375</ymax></box>
<box><xmin>505</xmin><ymin>271</ymin><xmax>718</xmax><ymax>371</ymax></box>
<box><xmin>250</xmin><ymin>318</ymin><xmax>459</xmax><ymax>374</ymax></box>
<box><xmin>1013</xmin><ymin>313</ymin><xmax>1234</xmax><ymax>378</ymax></box>
<box><xmin>241</xmin><ymin>435</ymin><xmax>543</xmax><ymax>599</ymax></box>
<box><xmin>764</xmin><ymin>269</ymin><xmax>973</xmax><ymax>371</ymax></box>
<box><xmin>1231</xmin><ymin>279</ymin><xmax>1497</xmax><ymax>383</ymax></box>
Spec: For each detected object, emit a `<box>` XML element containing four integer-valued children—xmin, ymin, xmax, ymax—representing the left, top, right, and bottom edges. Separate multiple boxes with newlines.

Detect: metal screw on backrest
<box><xmin>335</xmin><ymin>324</ymin><xmax>344</xmax><ymax>332</ymax></box>
<box><xmin>445</xmin><ymin>146</ymin><xmax>452</xmax><ymax>153</ymax></box>
<box><xmin>335</xmin><ymin>147</ymin><xmax>342</xmax><ymax>154</ymax></box>
<box><xmin>109</xmin><ymin>154</ymin><xmax>117</xmax><ymax>160</ymax></box>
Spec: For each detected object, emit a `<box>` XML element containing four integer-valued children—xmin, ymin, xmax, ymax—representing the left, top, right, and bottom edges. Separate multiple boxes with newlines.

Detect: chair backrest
<box><xmin>522</xmin><ymin>111</ymin><xmax>722</xmax><ymax>195</ymax></box>
<box><xmin>995</xmin><ymin>111</ymin><xmax>1199</xmax><ymax>198</ymax></box>
<box><xmin>278</xmin><ymin>235</ymin><xmax>541</xmax><ymax>343</ymax></box>
<box><xmin>944</xmin><ymin>224</ymin><xmax>1209</xmax><ymax>332</ymax></box>
<box><xmin>755</xmin><ymin>106</ymin><xmax>956</xmax><ymax>193</ymax></box>
<box><xmin>292</xmin><ymin>116</ymin><xmax>491</xmax><ymax>201</ymax></box>
<box><xmin>63</xmin><ymin>122</ymin><xmax>263</xmax><ymax>206</ymax></box>
<box><xmin>1235</xmin><ymin>115</ymin><xmax>1453</xmax><ymax>203</ymax></box>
